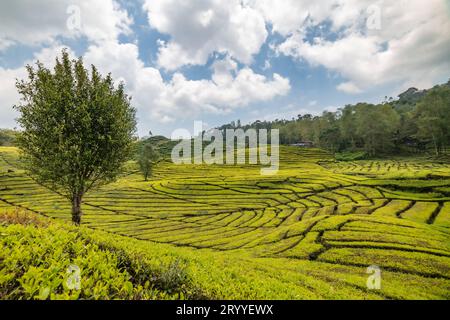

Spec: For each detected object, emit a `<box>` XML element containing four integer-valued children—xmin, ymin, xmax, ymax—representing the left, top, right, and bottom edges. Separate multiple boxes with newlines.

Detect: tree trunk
<box><xmin>72</xmin><ymin>192</ymin><xmax>83</xmax><ymax>225</ymax></box>
<box><xmin>431</xmin><ymin>133</ymin><xmax>439</xmax><ymax>156</ymax></box>
<box><xmin>434</xmin><ymin>140</ymin><xmax>439</xmax><ymax>156</ymax></box>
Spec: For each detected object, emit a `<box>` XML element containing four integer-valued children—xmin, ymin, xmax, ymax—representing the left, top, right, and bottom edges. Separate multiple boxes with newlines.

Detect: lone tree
<box><xmin>138</xmin><ymin>142</ymin><xmax>159</xmax><ymax>181</ymax></box>
<box><xmin>14</xmin><ymin>49</ymin><xmax>136</xmax><ymax>225</ymax></box>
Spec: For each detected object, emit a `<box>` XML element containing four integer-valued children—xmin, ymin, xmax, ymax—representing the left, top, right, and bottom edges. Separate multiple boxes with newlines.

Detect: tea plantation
<box><xmin>0</xmin><ymin>146</ymin><xmax>449</xmax><ymax>299</ymax></box>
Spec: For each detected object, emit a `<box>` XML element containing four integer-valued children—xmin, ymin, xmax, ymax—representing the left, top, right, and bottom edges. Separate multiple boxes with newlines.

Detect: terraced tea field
<box><xmin>1</xmin><ymin>146</ymin><xmax>449</xmax><ymax>299</ymax></box>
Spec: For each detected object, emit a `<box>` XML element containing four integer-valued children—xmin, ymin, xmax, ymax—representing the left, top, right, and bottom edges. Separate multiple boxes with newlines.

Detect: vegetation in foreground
<box><xmin>1</xmin><ymin>207</ymin><xmax>449</xmax><ymax>300</ymax></box>
<box><xmin>0</xmin><ymin>146</ymin><xmax>449</xmax><ymax>300</ymax></box>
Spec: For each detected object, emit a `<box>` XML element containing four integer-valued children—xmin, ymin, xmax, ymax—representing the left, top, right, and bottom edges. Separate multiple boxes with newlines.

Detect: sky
<box><xmin>0</xmin><ymin>0</ymin><xmax>449</xmax><ymax>137</ymax></box>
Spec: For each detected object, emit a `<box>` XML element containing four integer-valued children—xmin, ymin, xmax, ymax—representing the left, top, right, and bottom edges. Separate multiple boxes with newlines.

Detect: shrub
<box><xmin>335</xmin><ymin>151</ymin><xmax>368</xmax><ymax>161</ymax></box>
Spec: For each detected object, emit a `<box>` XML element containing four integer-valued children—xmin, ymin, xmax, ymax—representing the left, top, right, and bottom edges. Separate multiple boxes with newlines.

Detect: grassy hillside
<box><xmin>0</xmin><ymin>146</ymin><xmax>449</xmax><ymax>299</ymax></box>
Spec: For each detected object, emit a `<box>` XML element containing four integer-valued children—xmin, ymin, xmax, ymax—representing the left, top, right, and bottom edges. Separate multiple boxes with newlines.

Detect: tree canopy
<box><xmin>14</xmin><ymin>49</ymin><xmax>137</xmax><ymax>224</ymax></box>
<box><xmin>138</xmin><ymin>142</ymin><xmax>159</xmax><ymax>181</ymax></box>
<box><xmin>218</xmin><ymin>81</ymin><xmax>450</xmax><ymax>156</ymax></box>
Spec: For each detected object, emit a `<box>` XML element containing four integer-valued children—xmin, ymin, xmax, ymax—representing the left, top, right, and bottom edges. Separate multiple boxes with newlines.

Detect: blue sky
<box><xmin>1</xmin><ymin>0</ymin><xmax>449</xmax><ymax>137</ymax></box>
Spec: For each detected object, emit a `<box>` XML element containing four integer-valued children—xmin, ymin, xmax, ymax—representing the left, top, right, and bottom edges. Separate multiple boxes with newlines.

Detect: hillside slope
<box><xmin>0</xmin><ymin>146</ymin><xmax>449</xmax><ymax>299</ymax></box>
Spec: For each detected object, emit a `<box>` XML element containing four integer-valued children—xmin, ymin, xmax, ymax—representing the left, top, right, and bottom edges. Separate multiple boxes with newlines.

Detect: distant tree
<box><xmin>319</xmin><ymin>127</ymin><xmax>341</xmax><ymax>152</ymax></box>
<box><xmin>414</xmin><ymin>86</ymin><xmax>450</xmax><ymax>155</ymax></box>
<box><xmin>14</xmin><ymin>49</ymin><xmax>136</xmax><ymax>225</ymax></box>
<box><xmin>0</xmin><ymin>129</ymin><xmax>18</xmax><ymax>146</ymax></box>
<box><xmin>138</xmin><ymin>142</ymin><xmax>159</xmax><ymax>181</ymax></box>
<box><xmin>355</xmin><ymin>103</ymin><xmax>400</xmax><ymax>156</ymax></box>
<box><xmin>314</xmin><ymin>111</ymin><xmax>341</xmax><ymax>152</ymax></box>
<box><xmin>339</xmin><ymin>105</ymin><xmax>358</xmax><ymax>150</ymax></box>
<box><xmin>297</xmin><ymin>115</ymin><xmax>314</xmax><ymax>142</ymax></box>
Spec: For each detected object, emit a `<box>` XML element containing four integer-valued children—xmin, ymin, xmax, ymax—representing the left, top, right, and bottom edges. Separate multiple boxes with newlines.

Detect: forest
<box><xmin>218</xmin><ymin>81</ymin><xmax>450</xmax><ymax>157</ymax></box>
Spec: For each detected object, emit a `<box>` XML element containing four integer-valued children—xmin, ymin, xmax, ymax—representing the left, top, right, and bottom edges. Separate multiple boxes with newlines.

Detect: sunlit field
<box><xmin>1</xmin><ymin>145</ymin><xmax>449</xmax><ymax>299</ymax></box>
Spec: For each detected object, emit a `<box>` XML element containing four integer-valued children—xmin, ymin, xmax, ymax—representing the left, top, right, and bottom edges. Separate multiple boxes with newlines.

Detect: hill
<box><xmin>217</xmin><ymin>80</ymin><xmax>450</xmax><ymax>156</ymax></box>
<box><xmin>0</xmin><ymin>146</ymin><xmax>449</xmax><ymax>299</ymax></box>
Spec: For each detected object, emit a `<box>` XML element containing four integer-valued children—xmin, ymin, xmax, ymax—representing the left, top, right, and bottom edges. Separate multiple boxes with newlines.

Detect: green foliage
<box><xmin>1</xmin><ymin>146</ymin><xmax>449</xmax><ymax>300</ymax></box>
<box><xmin>414</xmin><ymin>86</ymin><xmax>450</xmax><ymax>156</ymax></box>
<box><xmin>1</xmin><ymin>222</ymin><xmax>155</xmax><ymax>299</ymax></box>
<box><xmin>13</xmin><ymin>49</ymin><xmax>137</xmax><ymax>224</ymax></box>
<box><xmin>218</xmin><ymin>80</ymin><xmax>450</xmax><ymax>157</ymax></box>
<box><xmin>0</xmin><ymin>209</ymin><xmax>193</xmax><ymax>300</ymax></box>
<box><xmin>138</xmin><ymin>142</ymin><xmax>159</xmax><ymax>181</ymax></box>
<box><xmin>0</xmin><ymin>207</ymin><xmax>49</xmax><ymax>227</ymax></box>
<box><xmin>354</xmin><ymin>103</ymin><xmax>400</xmax><ymax>156</ymax></box>
<box><xmin>335</xmin><ymin>151</ymin><xmax>368</xmax><ymax>161</ymax></box>
<box><xmin>0</xmin><ymin>129</ymin><xmax>18</xmax><ymax>147</ymax></box>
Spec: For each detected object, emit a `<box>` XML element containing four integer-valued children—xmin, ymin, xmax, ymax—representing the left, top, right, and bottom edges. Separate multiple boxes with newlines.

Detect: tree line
<box><xmin>218</xmin><ymin>81</ymin><xmax>450</xmax><ymax>157</ymax></box>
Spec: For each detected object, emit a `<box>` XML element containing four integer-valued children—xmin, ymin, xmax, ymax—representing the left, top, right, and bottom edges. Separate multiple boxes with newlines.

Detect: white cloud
<box><xmin>0</xmin><ymin>39</ymin><xmax>14</xmax><ymax>51</ymax></box>
<box><xmin>324</xmin><ymin>106</ymin><xmax>339</xmax><ymax>113</ymax></box>
<box><xmin>0</xmin><ymin>1</ymin><xmax>132</xmax><ymax>128</ymax></box>
<box><xmin>336</xmin><ymin>82</ymin><xmax>363</xmax><ymax>94</ymax></box>
<box><xmin>143</xmin><ymin>0</ymin><xmax>268</xmax><ymax>70</ymax></box>
<box><xmin>0</xmin><ymin>68</ymin><xmax>25</xmax><ymax>128</ymax></box>
<box><xmin>1</xmin><ymin>42</ymin><xmax>289</xmax><ymax>132</ymax></box>
<box><xmin>87</xmin><ymin>41</ymin><xmax>289</xmax><ymax>123</ymax></box>
<box><xmin>0</xmin><ymin>0</ymin><xmax>131</xmax><ymax>49</ymax></box>
<box><xmin>250</xmin><ymin>103</ymin><xmax>327</xmax><ymax>123</ymax></box>
<box><xmin>247</xmin><ymin>0</ymin><xmax>334</xmax><ymax>36</ymax></box>
<box><xmin>251</xmin><ymin>0</ymin><xmax>450</xmax><ymax>94</ymax></box>
<box><xmin>2</xmin><ymin>0</ymin><xmax>449</xmax><ymax>132</ymax></box>
<box><xmin>0</xmin><ymin>45</ymin><xmax>76</xmax><ymax>128</ymax></box>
